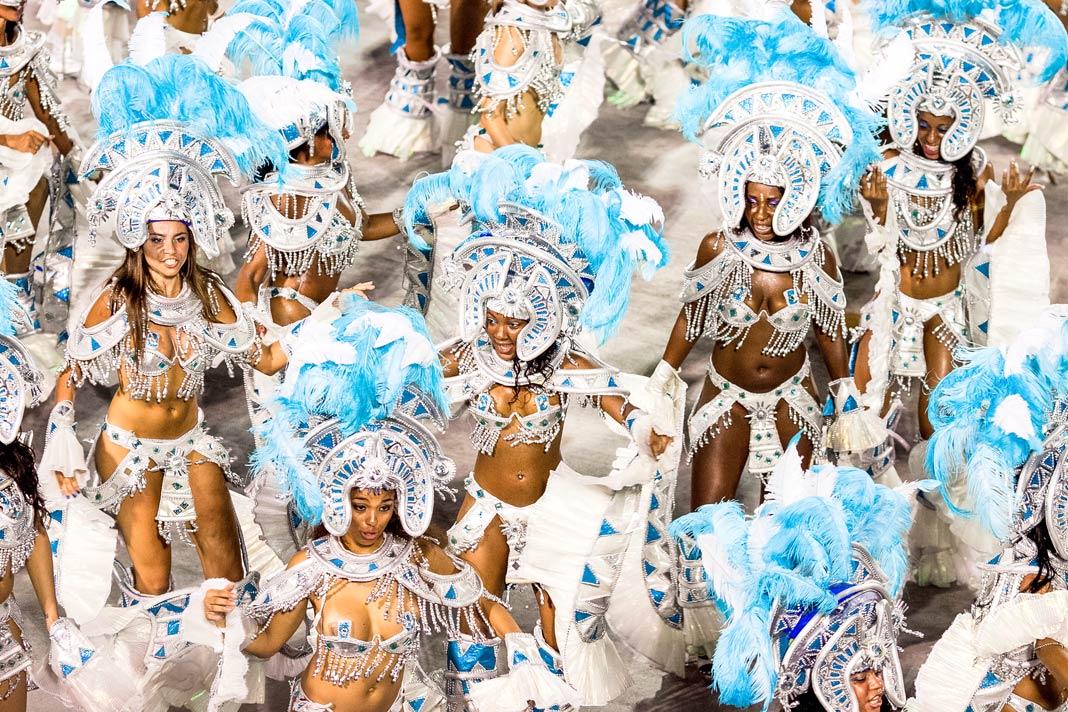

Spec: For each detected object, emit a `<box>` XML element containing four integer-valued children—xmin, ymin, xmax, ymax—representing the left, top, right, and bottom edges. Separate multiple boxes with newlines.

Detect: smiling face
<box><xmin>743</xmin><ymin>182</ymin><xmax>785</xmax><ymax>242</ymax></box>
<box><xmin>915</xmin><ymin>110</ymin><xmax>954</xmax><ymax>162</ymax></box>
<box><xmin>485</xmin><ymin>308</ymin><xmax>528</xmax><ymax>361</ymax></box>
<box><xmin>850</xmin><ymin>669</ymin><xmax>885</xmax><ymax>712</ymax></box>
<box><xmin>143</xmin><ymin>221</ymin><xmax>190</xmax><ymax>281</ymax></box>
<box><xmin>347</xmin><ymin>488</ymin><xmax>396</xmax><ymax>550</ymax></box>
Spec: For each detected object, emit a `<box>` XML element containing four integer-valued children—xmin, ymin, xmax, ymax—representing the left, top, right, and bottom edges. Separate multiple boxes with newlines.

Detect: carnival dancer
<box><xmin>190</xmin><ymin>296</ymin><xmax>578</xmax><ymax>712</ymax></box>
<box><xmin>0</xmin><ymin>276</ymin><xmax>139</xmax><ymax>712</ymax></box>
<box><xmin>458</xmin><ymin>0</ymin><xmax>600</xmax><ymax>158</ymax></box>
<box><xmin>359</xmin><ymin>0</ymin><xmax>488</xmax><ymax>161</ymax></box>
<box><xmin>914</xmin><ymin>307</ymin><xmax>1068</xmax><ymax>712</ymax></box>
<box><xmin>399</xmin><ymin>0</ymin><xmax>600</xmax><ymax>343</ymax></box>
<box><xmin>0</xmin><ymin>0</ymin><xmax>77</xmax><ymax>350</ymax></box>
<box><xmin>404</xmin><ymin>145</ymin><xmax>684</xmax><ymax>706</ymax></box>
<box><xmin>38</xmin><ymin>56</ymin><xmax>294</xmax><ymax>712</ymax></box>
<box><xmin>654</xmin><ymin>12</ymin><xmax>886</xmax><ymax>510</ymax></box>
<box><xmin>852</xmin><ymin>0</ymin><xmax>1065</xmax><ymax>467</ymax></box>
<box><xmin>670</xmin><ymin>440</ymin><xmax>919</xmax><ymax>712</ymax></box>
<box><xmin>207</xmin><ymin>0</ymin><xmax>399</xmax><ymax>331</ymax></box>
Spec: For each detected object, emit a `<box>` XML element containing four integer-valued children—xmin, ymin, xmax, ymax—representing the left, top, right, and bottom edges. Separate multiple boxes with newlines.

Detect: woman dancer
<box><xmin>457</xmin><ymin>0</ymin><xmax>599</xmax><ymax>154</ymax></box>
<box><xmin>852</xmin><ymin>0</ymin><xmax>1064</xmax><ymax>454</ymax></box>
<box><xmin>35</xmin><ymin>61</ymin><xmax>293</xmax><ymax>712</ymax></box>
<box><xmin>655</xmin><ymin>12</ymin><xmax>885</xmax><ymax>510</ymax></box>
<box><xmin>670</xmin><ymin>443</ymin><xmax>917</xmax><ymax>712</ymax></box>
<box><xmin>405</xmin><ymin>145</ymin><xmax>681</xmax><ymax>706</ymax></box>
<box><xmin>916</xmin><ymin>307</ymin><xmax>1068</xmax><ymax>712</ymax></box>
<box><xmin>0</xmin><ymin>0</ymin><xmax>76</xmax><ymax>336</ymax></box>
<box><xmin>196</xmin><ymin>297</ymin><xmax>576</xmax><ymax>712</ymax></box>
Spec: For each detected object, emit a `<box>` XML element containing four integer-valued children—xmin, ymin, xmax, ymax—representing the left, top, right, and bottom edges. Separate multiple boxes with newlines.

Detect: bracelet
<box><xmin>392</xmin><ymin>207</ymin><xmax>405</xmax><ymax>236</ymax></box>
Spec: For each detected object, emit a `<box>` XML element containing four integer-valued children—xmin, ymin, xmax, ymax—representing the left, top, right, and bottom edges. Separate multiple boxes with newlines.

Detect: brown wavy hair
<box><xmin>108</xmin><ymin>231</ymin><xmax>223</xmax><ymax>365</ymax></box>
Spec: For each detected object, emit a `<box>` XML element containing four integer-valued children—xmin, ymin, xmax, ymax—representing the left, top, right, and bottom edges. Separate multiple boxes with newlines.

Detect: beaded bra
<box><xmin>64</xmin><ymin>280</ymin><xmax>259</xmax><ymax>402</ymax></box>
<box><xmin>444</xmin><ymin>336</ymin><xmax>630</xmax><ymax>455</ymax></box>
<box><xmin>0</xmin><ymin>29</ymin><xmax>69</xmax><ymax>130</ymax></box>
<box><xmin>881</xmin><ymin>149</ymin><xmax>983</xmax><ymax>278</ymax></box>
<box><xmin>242</xmin><ymin>161</ymin><xmax>367</xmax><ymax>280</ymax></box>
<box><xmin>680</xmin><ymin>227</ymin><xmax>846</xmax><ymax>358</ymax></box>
<box><xmin>473</xmin><ymin>0</ymin><xmax>568</xmax><ymax>119</ymax></box>
<box><xmin>0</xmin><ymin>471</ymin><xmax>35</xmax><ymax>577</ymax></box>
<box><xmin>246</xmin><ymin>534</ymin><xmax>488</xmax><ymax>685</ymax></box>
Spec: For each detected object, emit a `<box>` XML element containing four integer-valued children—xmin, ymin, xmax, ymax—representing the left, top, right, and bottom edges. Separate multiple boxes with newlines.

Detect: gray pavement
<box><xmin>17</xmin><ymin>5</ymin><xmax>1068</xmax><ymax>710</ymax></box>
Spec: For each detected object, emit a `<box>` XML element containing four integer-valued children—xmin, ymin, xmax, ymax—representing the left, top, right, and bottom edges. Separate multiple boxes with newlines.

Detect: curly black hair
<box><xmin>912</xmin><ymin>142</ymin><xmax>977</xmax><ymax>222</ymax></box>
<box><xmin>1024</xmin><ymin>519</ymin><xmax>1057</xmax><ymax>594</ymax></box>
<box><xmin>511</xmin><ymin>342</ymin><xmax>560</xmax><ymax>402</ymax></box>
<box><xmin>0</xmin><ymin>439</ymin><xmax>48</xmax><ymax>526</ymax></box>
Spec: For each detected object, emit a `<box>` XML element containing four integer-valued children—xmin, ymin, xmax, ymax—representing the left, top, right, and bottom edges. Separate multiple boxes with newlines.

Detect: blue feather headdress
<box><xmin>404</xmin><ymin>145</ymin><xmax>667</xmax><ymax>349</ymax></box>
<box><xmin>670</xmin><ymin>443</ymin><xmax>915</xmax><ymax>711</ymax></box>
<box><xmin>926</xmin><ymin>310</ymin><xmax>1068</xmax><ymax>541</ymax></box>
<box><xmin>251</xmin><ymin>296</ymin><xmax>449</xmax><ymax>527</ymax></box>
<box><xmin>867</xmin><ymin>0</ymin><xmax>1068</xmax><ymax>81</ymax></box>
<box><xmin>674</xmin><ymin>13</ymin><xmax>884</xmax><ymax>233</ymax></box>
<box><xmin>91</xmin><ymin>55</ymin><xmax>288</xmax><ymax>177</ymax></box>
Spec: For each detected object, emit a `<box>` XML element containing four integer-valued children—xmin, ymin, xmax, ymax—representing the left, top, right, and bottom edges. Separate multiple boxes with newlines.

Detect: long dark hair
<box><xmin>511</xmin><ymin>342</ymin><xmax>560</xmax><ymax>401</ymax></box>
<box><xmin>912</xmin><ymin>142</ymin><xmax>977</xmax><ymax>222</ymax></box>
<box><xmin>109</xmin><ymin>235</ymin><xmax>222</xmax><ymax>365</ymax></box>
<box><xmin>0</xmin><ymin>439</ymin><xmax>47</xmax><ymax>525</ymax></box>
<box><xmin>1024</xmin><ymin>520</ymin><xmax>1057</xmax><ymax>594</ymax></box>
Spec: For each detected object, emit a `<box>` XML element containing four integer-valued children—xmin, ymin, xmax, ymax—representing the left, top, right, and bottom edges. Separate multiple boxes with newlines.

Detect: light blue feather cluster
<box><xmin>673</xmin><ymin>13</ymin><xmax>884</xmax><ymax>226</ymax></box>
<box><xmin>92</xmin><ymin>55</ymin><xmax>289</xmax><ymax>177</ymax></box>
<box><xmin>926</xmin><ymin>326</ymin><xmax>1068</xmax><ymax>539</ymax></box>
<box><xmin>867</xmin><ymin>0</ymin><xmax>1068</xmax><ymax>81</ymax></box>
<box><xmin>404</xmin><ymin>145</ymin><xmax>669</xmax><ymax>344</ymax></box>
<box><xmin>251</xmin><ymin>297</ymin><xmax>447</xmax><ymax>524</ymax></box>
<box><xmin>0</xmin><ymin>278</ymin><xmax>19</xmax><ymax>337</ymax></box>
<box><xmin>668</xmin><ymin>468</ymin><xmax>913</xmax><ymax>709</ymax></box>
<box><xmin>224</xmin><ymin>0</ymin><xmax>351</xmax><ymax>91</ymax></box>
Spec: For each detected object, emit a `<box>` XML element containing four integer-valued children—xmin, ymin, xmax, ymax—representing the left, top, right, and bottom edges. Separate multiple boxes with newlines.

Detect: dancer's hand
<box><xmin>1000</xmin><ymin>160</ymin><xmax>1042</xmax><ymax>211</ymax></box>
<box><xmin>54</xmin><ymin>473</ymin><xmax>80</xmax><ymax>498</ymax></box>
<box><xmin>204</xmin><ymin>581</ymin><xmax>238</xmax><ymax>627</ymax></box>
<box><xmin>1</xmin><ymin>130</ymin><xmax>49</xmax><ymax>154</ymax></box>
<box><xmin>648</xmin><ymin>430</ymin><xmax>672</xmax><ymax>459</ymax></box>
<box><xmin>345</xmin><ymin>282</ymin><xmax>375</xmax><ymax>298</ymax></box>
<box><xmin>860</xmin><ymin>167</ymin><xmax>888</xmax><ymax>224</ymax></box>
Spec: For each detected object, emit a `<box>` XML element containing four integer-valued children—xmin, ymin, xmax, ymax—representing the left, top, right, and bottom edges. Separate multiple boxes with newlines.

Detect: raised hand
<box><xmin>1000</xmin><ymin>159</ymin><xmax>1042</xmax><ymax>210</ymax></box>
<box><xmin>860</xmin><ymin>167</ymin><xmax>889</xmax><ymax>224</ymax></box>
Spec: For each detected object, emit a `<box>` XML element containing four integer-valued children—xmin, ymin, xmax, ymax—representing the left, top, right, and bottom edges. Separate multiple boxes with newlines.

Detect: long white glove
<box><xmin>38</xmin><ymin>401</ymin><xmax>88</xmax><ymax>503</ymax></box>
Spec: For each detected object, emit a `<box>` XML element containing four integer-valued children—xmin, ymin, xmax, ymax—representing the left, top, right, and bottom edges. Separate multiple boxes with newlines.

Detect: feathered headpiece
<box><xmin>404</xmin><ymin>146</ymin><xmax>668</xmax><ymax>358</ymax></box>
<box><xmin>84</xmin><ymin>55</ymin><xmax>289</xmax><ymax>257</ymax></box>
<box><xmin>868</xmin><ymin>0</ymin><xmax>1068</xmax><ymax>160</ymax></box>
<box><xmin>195</xmin><ymin>0</ymin><xmax>356</xmax><ymax>155</ymax></box>
<box><xmin>669</xmin><ymin>441</ymin><xmax>915</xmax><ymax>712</ymax></box>
<box><xmin>252</xmin><ymin>296</ymin><xmax>454</xmax><ymax>538</ymax></box>
<box><xmin>0</xmin><ymin>277</ymin><xmax>42</xmax><ymax>445</ymax></box>
<box><xmin>926</xmin><ymin>306</ymin><xmax>1068</xmax><ymax>548</ymax></box>
<box><xmin>674</xmin><ymin>12</ymin><xmax>884</xmax><ymax>236</ymax></box>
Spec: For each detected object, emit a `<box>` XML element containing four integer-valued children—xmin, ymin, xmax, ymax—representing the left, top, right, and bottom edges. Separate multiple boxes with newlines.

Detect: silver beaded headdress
<box><xmin>84</xmin><ymin>56</ymin><xmax>289</xmax><ymax>258</ymax></box>
<box><xmin>872</xmin><ymin>0</ymin><xmax>1068</xmax><ymax>162</ymax></box>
